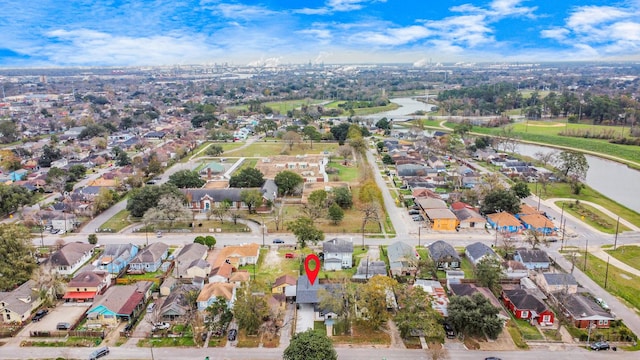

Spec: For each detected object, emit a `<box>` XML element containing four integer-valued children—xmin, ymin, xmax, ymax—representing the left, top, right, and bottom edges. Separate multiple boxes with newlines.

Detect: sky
<box><xmin>0</xmin><ymin>0</ymin><xmax>639</xmax><ymax>67</ymax></box>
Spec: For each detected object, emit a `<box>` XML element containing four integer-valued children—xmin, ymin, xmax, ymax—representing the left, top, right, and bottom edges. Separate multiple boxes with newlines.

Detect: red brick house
<box><xmin>502</xmin><ymin>289</ymin><xmax>554</xmax><ymax>325</ymax></box>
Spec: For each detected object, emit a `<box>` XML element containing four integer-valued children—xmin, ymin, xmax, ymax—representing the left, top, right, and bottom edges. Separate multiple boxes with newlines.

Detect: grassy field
<box><xmin>467</xmin><ymin>121</ymin><xmax>640</xmax><ymax>165</ymax></box>
<box><xmin>326</xmin><ymin>159</ymin><xmax>360</xmax><ymax>182</ymax></box>
<box><xmin>99</xmin><ymin>209</ymin><xmax>132</xmax><ymax>232</ymax></box>
<box><xmin>280</xmin><ymin>203</ymin><xmax>382</xmax><ymax>234</ymax></box>
<box><xmin>352</xmin><ymin>103</ymin><xmax>400</xmax><ymax>116</ymax></box>
<box><xmin>566</xmin><ymin>252</ymin><xmax>640</xmax><ymax>313</ymax></box>
<box><xmin>531</xmin><ymin>182</ymin><xmax>640</xmax><ymax>228</ymax></box>
<box><xmin>221</xmin><ymin>141</ymin><xmax>339</xmax><ymax>157</ymax></box>
<box><xmin>556</xmin><ymin>200</ymin><xmax>631</xmax><ymax>234</ymax></box>
<box><xmin>229</xmin><ymin>99</ymin><xmax>324</xmax><ymax>112</ymax></box>
<box><xmin>605</xmin><ymin>245</ymin><xmax>640</xmax><ymax>271</ymax></box>
<box><xmin>330</xmin><ymin>321</ymin><xmax>391</xmax><ymax>345</ymax></box>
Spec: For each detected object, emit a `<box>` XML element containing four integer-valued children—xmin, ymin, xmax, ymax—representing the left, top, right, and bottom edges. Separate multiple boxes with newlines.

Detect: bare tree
<box><xmin>534</xmin><ymin>151</ymin><xmax>557</xmax><ymax>167</ymax></box>
<box><xmin>143</xmin><ymin>194</ymin><xmax>192</xmax><ymax>231</ymax></box>
<box><xmin>282</xmin><ymin>131</ymin><xmax>302</xmax><ymax>151</ymax></box>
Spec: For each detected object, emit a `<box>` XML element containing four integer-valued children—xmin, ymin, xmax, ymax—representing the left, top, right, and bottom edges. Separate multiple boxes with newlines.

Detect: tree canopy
<box><xmin>0</xmin><ymin>224</ymin><xmax>37</xmax><ymax>291</ymax></box>
<box><xmin>511</xmin><ymin>181</ymin><xmax>531</xmax><ymax>199</ymax></box>
<box><xmin>0</xmin><ymin>184</ymin><xmax>34</xmax><ymax>216</ymax></box>
<box><xmin>287</xmin><ymin>217</ymin><xmax>324</xmax><ymax>248</ymax></box>
<box><xmin>168</xmin><ymin>170</ymin><xmax>206</xmax><ymax>188</ymax></box>
<box><xmin>126</xmin><ymin>183</ymin><xmax>184</xmax><ymax>217</ymax></box>
<box><xmin>447</xmin><ymin>293</ymin><xmax>503</xmax><ymax>340</ymax></box>
<box><xmin>474</xmin><ymin>257</ymin><xmax>503</xmax><ymax>293</ymax></box>
<box><xmin>229</xmin><ymin>168</ymin><xmax>265</xmax><ymax>188</ymax></box>
<box><xmin>395</xmin><ymin>286</ymin><xmax>444</xmax><ymax>340</ymax></box>
<box><xmin>357</xmin><ymin>275</ymin><xmax>398</xmax><ymax>329</ymax></box>
<box><xmin>480</xmin><ymin>188</ymin><xmax>521</xmax><ymax>215</ymax></box>
<box><xmin>283</xmin><ymin>329</ymin><xmax>337</xmax><ymax>360</ymax></box>
<box><xmin>233</xmin><ymin>284</ymin><xmax>270</xmax><ymax>335</ymax></box>
<box><xmin>240</xmin><ymin>189</ymin><xmax>264</xmax><ymax>214</ymax></box>
<box><xmin>274</xmin><ymin>170</ymin><xmax>304</xmax><ymax>196</ymax></box>
<box><xmin>557</xmin><ymin>151</ymin><xmax>589</xmax><ymax>181</ymax></box>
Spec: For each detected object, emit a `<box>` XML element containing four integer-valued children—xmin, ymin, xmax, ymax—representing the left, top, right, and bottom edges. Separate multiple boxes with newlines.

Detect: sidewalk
<box><xmin>590</xmin><ymin>247</ymin><xmax>640</xmax><ymax>277</ymax></box>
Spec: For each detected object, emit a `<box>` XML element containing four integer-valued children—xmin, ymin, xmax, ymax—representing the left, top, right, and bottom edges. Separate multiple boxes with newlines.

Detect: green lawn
<box><xmin>352</xmin><ymin>103</ymin><xmax>400</xmax><ymax>116</ymax></box>
<box><xmin>99</xmin><ymin>209</ymin><xmax>132</xmax><ymax>232</ymax></box>
<box><xmin>605</xmin><ymin>245</ymin><xmax>640</xmax><ymax>271</ymax></box>
<box><xmin>326</xmin><ymin>160</ymin><xmax>360</xmax><ymax>182</ymax></box>
<box><xmin>556</xmin><ymin>201</ymin><xmax>631</xmax><ymax>234</ymax></box>
<box><xmin>229</xmin><ymin>99</ymin><xmax>324</xmax><ymax>112</ymax></box>
<box><xmin>512</xmin><ymin>318</ymin><xmax>543</xmax><ymax>340</ymax></box>
<box><xmin>221</xmin><ymin>141</ymin><xmax>338</xmax><ymax>157</ymax></box>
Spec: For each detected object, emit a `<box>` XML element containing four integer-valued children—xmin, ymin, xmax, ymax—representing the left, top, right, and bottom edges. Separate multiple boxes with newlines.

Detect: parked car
<box><xmin>546</xmin><ymin>237</ymin><xmax>559</xmax><ymax>242</ymax></box>
<box><xmin>595</xmin><ymin>298</ymin><xmax>610</xmax><ymax>310</ymax></box>
<box><xmin>408</xmin><ymin>209</ymin><xmax>420</xmax><ymax>215</ymax></box>
<box><xmin>412</xmin><ymin>215</ymin><xmax>424</xmax><ymax>221</ymax></box>
<box><xmin>484</xmin><ymin>357</ymin><xmax>502</xmax><ymax>360</ymax></box>
<box><xmin>88</xmin><ymin>346</ymin><xmax>110</xmax><ymax>360</ymax></box>
<box><xmin>56</xmin><ymin>322</ymin><xmax>71</xmax><ymax>330</ymax></box>
<box><xmin>228</xmin><ymin>328</ymin><xmax>238</xmax><ymax>341</ymax></box>
<box><xmin>272</xmin><ymin>239</ymin><xmax>284</xmax><ymax>244</ymax></box>
<box><xmin>32</xmin><ymin>309</ymin><xmax>48</xmax><ymax>322</ymax></box>
<box><xmin>285</xmin><ymin>253</ymin><xmax>295</xmax><ymax>258</ymax></box>
<box><xmin>153</xmin><ymin>322</ymin><xmax>170</xmax><ymax>331</ymax></box>
<box><xmin>590</xmin><ymin>341</ymin><xmax>610</xmax><ymax>350</ymax></box>
<box><xmin>443</xmin><ymin>323</ymin><xmax>455</xmax><ymax>339</ymax></box>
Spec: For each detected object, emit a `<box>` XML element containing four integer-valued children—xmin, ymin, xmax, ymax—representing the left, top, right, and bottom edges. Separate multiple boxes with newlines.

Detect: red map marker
<box><xmin>304</xmin><ymin>254</ymin><xmax>320</xmax><ymax>285</ymax></box>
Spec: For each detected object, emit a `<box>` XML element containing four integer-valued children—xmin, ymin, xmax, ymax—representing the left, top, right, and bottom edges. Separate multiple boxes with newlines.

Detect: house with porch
<box><xmin>322</xmin><ymin>238</ymin><xmax>353</xmax><ymax>271</ymax></box>
<box><xmin>128</xmin><ymin>242</ymin><xmax>169</xmax><ymax>273</ymax></box>
<box><xmin>502</xmin><ymin>288</ymin><xmax>555</xmax><ymax>325</ymax></box>
<box><xmin>454</xmin><ymin>207</ymin><xmax>487</xmax><ymax>229</ymax></box>
<box><xmin>535</xmin><ymin>273</ymin><xmax>578</xmax><ymax>295</ymax></box>
<box><xmin>160</xmin><ymin>284</ymin><xmax>200</xmax><ymax>321</ymax></box>
<box><xmin>387</xmin><ymin>241</ymin><xmax>418</xmax><ymax>277</ymax></box>
<box><xmin>174</xmin><ymin>243</ymin><xmax>208</xmax><ymax>279</ymax></box>
<box><xmin>518</xmin><ymin>214</ymin><xmax>557</xmax><ymax>235</ymax></box>
<box><xmin>63</xmin><ymin>270</ymin><xmax>111</xmax><ymax>303</ymax></box>
<box><xmin>86</xmin><ymin>281</ymin><xmax>153</xmax><ymax>326</ymax></box>
<box><xmin>465</xmin><ymin>242</ymin><xmax>500</xmax><ymax>266</ymax></box>
<box><xmin>97</xmin><ymin>243</ymin><xmax>139</xmax><ymax>274</ymax></box>
<box><xmin>427</xmin><ymin>240</ymin><xmax>460</xmax><ymax>270</ymax></box>
<box><xmin>514</xmin><ymin>249</ymin><xmax>551</xmax><ymax>271</ymax></box>
<box><xmin>46</xmin><ymin>242</ymin><xmax>95</xmax><ymax>275</ymax></box>
<box><xmin>486</xmin><ymin>212</ymin><xmax>524</xmax><ymax>233</ymax></box>
<box><xmin>0</xmin><ymin>280</ymin><xmax>42</xmax><ymax>324</ymax></box>
<box><xmin>196</xmin><ymin>283</ymin><xmax>236</xmax><ymax>311</ymax></box>
<box><xmin>558</xmin><ymin>293</ymin><xmax>615</xmax><ymax>329</ymax></box>
<box><xmin>213</xmin><ymin>243</ymin><xmax>260</xmax><ymax>269</ymax></box>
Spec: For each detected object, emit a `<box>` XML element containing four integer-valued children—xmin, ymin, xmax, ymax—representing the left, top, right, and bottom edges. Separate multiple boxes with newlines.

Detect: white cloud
<box><xmin>351</xmin><ymin>25</ymin><xmax>431</xmax><ymax>46</ymax></box>
<box><xmin>205</xmin><ymin>2</ymin><xmax>277</xmax><ymax>20</ymax></box>
<box><xmin>450</xmin><ymin>0</ymin><xmax>536</xmax><ymax>19</ymax></box>
<box><xmin>540</xmin><ymin>28</ymin><xmax>569</xmax><ymax>41</ymax></box>
<box><xmin>297</xmin><ymin>29</ymin><xmax>333</xmax><ymax>41</ymax></box>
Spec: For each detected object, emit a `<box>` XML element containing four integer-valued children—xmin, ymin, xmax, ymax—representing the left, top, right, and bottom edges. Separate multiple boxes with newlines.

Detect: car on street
<box><xmin>228</xmin><ymin>328</ymin><xmax>238</xmax><ymax>341</ymax></box>
<box><xmin>443</xmin><ymin>322</ymin><xmax>455</xmax><ymax>339</ymax></box>
<box><xmin>88</xmin><ymin>346</ymin><xmax>110</xmax><ymax>360</ymax></box>
<box><xmin>408</xmin><ymin>209</ymin><xmax>420</xmax><ymax>215</ymax></box>
<box><xmin>272</xmin><ymin>239</ymin><xmax>284</xmax><ymax>244</ymax></box>
<box><xmin>546</xmin><ymin>237</ymin><xmax>559</xmax><ymax>242</ymax></box>
<box><xmin>412</xmin><ymin>215</ymin><xmax>424</xmax><ymax>221</ymax></box>
<box><xmin>285</xmin><ymin>253</ymin><xmax>295</xmax><ymax>258</ymax></box>
<box><xmin>153</xmin><ymin>322</ymin><xmax>170</xmax><ymax>331</ymax></box>
<box><xmin>595</xmin><ymin>298</ymin><xmax>610</xmax><ymax>310</ymax></box>
<box><xmin>32</xmin><ymin>309</ymin><xmax>48</xmax><ymax>322</ymax></box>
<box><xmin>484</xmin><ymin>357</ymin><xmax>502</xmax><ymax>360</ymax></box>
<box><xmin>590</xmin><ymin>341</ymin><xmax>610</xmax><ymax>350</ymax></box>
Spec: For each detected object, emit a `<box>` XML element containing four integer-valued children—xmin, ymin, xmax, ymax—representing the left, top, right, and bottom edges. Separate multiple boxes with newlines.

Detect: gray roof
<box><xmin>0</xmin><ymin>280</ymin><xmax>38</xmax><ymax>316</ymax></box>
<box><xmin>175</xmin><ymin>243</ymin><xmax>208</xmax><ymax>278</ymax></box>
<box><xmin>323</xmin><ymin>238</ymin><xmax>353</xmax><ymax>253</ymax></box>
<box><xmin>102</xmin><ymin>243</ymin><xmax>136</xmax><ymax>258</ymax></box>
<box><xmin>543</xmin><ymin>273</ymin><xmax>578</xmax><ymax>286</ymax></box>
<box><xmin>261</xmin><ymin>179</ymin><xmax>278</xmax><ymax>202</ymax></box>
<box><xmin>427</xmin><ymin>241</ymin><xmax>460</xmax><ymax>262</ymax></box>
<box><xmin>515</xmin><ymin>249</ymin><xmax>550</xmax><ymax>264</ymax></box>
<box><xmin>561</xmin><ymin>293</ymin><xmax>614</xmax><ymax>321</ymax></box>
<box><xmin>353</xmin><ymin>260</ymin><xmax>387</xmax><ymax>279</ymax></box>
<box><xmin>160</xmin><ymin>284</ymin><xmax>199</xmax><ymax>318</ymax></box>
<box><xmin>387</xmin><ymin>241</ymin><xmax>416</xmax><ymax>268</ymax></box>
<box><xmin>130</xmin><ymin>242</ymin><xmax>168</xmax><ymax>265</ymax></box>
<box><xmin>68</xmin><ymin>270</ymin><xmax>109</xmax><ymax>287</ymax></box>
<box><xmin>295</xmin><ymin>275</ymin><xmax>322</xmax><ymax>304</ymax></box>
<box><xmin>184</xmin><ymin>188</ymin><xmax>243</xmax><ymax>202</ymax></box>
<box><xmin>47</xmin><ymin>242</ymin><xmax>94</xmax><ymax>267</ymax></box>
<box><xmin>465</xmin><ymin>242</ymin><xmax>497</xmax><ymax>263</ymax></box>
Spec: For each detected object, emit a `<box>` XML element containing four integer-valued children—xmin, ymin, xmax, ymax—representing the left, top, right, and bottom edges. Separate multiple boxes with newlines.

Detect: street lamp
<box><xmin>418</xmin><ymin>226</ymin><xmax>421</xmax><ymax>248</ymax></box>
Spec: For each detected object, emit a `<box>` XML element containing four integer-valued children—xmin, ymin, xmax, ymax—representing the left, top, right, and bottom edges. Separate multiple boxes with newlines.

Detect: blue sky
<box><xmin>0</xmin><ymin>0</ymin><xmax>639</xmax><ymax>67</ymax></box>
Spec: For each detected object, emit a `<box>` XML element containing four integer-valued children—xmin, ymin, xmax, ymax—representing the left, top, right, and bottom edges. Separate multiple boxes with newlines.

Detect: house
<box><xmin>0</xmin><ymin>280</ymin><xmax>41</xmax><ymax>324</ymax></box>
<box><xmin>174</xmin><ymin>243</ymin><xmax>208</xmax><ymax>279</ymax></box>
<box><xmin>322</xmin><ymin>238</ymin><xmax>353</xmax><ymax>270</ymax></box>
<box><xmin>427</xmin><ymin>240</ymin><xmax>461</xmax><ymax>269</ymax></box>
<box><xmin>465</xmin><ymin>242</ymin><xmax>499</xmax><ymax>266</ymax></box>
<box><xmin>453</xmin><ymin>207</ymin><xmax>487</xmax><ymax>229</ymax></box>
<box><xmin>502</xmin><ymin>288</ymin><xmax>555</xmax><ymax>325</ymax></box>
<box><xmin>159</xmin><ymin>277</ymin><xmax>178</xmax><ymax>297</ymax></box>
<box><xmin>183</xmin><ymin>180</ymin><xmax>277</xmax><ymax>212</ymax></box>
<box><xmin>86</xmin><ymin>281</ymin><xmax>153</xmax><ymax>326</ymax></box>
<box><xmin>160</xmin><ymin>284</ymin><xmax>200</xmax><ymax>321</ymax></box>
<box><xmin>425</xmin><ymin>208</ymin><xmax>459</xmax><ymax>231</ymax></box>
<box><xmin>50</xmin><ymin>213</ymin><xmax>77</xmax><ymax>233</ymax></box>
<box><xmin>387</xmin><ymin>241</ymin><xmax>418</xmax><ymax>277</ymax></box>
<box><xmin>486</xmin><ymin>212</ymin><xmax>524</xmax><ymax>233</ymax></box>
<box><xmin>557</xmin><ymin>293</ymin><xmax>615</xmax><ymax>329</ymax></box>
<box><xmin>229</xmin><ymin>271</ymin><xmax>250</xmax><ymax>285</ymax></box>
<box><xmin>46</xmin><ymin>242</ymin><xmax>95</xmax><ymax>275</ymax></box>
<box><xmin>212</xmin><ymin>243</ymin><xmax>260</xmax><ymax>269</ymax></box>
<box><xmin>295</xmin><ymin>275</ymin><xmax>322</xmax><ymax>305</ymax></box>
<box><xmin>352</xmin><ymin>259</ymin><xmax>387</xmax><ymax>281</ymax></box>
<box><xmin>535</xmin><ymin>273</ymin><xmax>578</xmax><ymax>295</ymax></box>
<box><xmin>502</xmin><ymin>260</ymin><xmax>529</xmax><ymax>279</ymax></box>
<box><xmin>96</xmin><ymin>243</ymin><xmax>139</xmax><ymax>274</ymax></box>
<box><xmin>272</xmin><ymin>274</ymin><xmax>297</xmax><ymax>295</ymax></box>
<box><xmin>209</xmin><ymin>262</ymin><xmax>235</xmax><ymax>284</ymax></box>
<box><xmin>449</xmin><ymin>283</ymin><xmax>509</xmax><ymax>321</ymax></box>
<box><xmin>63</xmin><ymin>270</ymin><xmax>111</xmax><ymax>303</ymax></box>
<box><xmin>396</xmin><ymin>164</ymin><xmax>433</xmax><ymax>177</ymax></box>
<box><xmin>128</xmin><ymin>242</ymin><xmax>169</xmax><ymax>273</ymax></box>
<box><xmin>196</xmin><ymin>283</ymin><xmax>236</xmax><ymax>311</ymax></box>
<box><xmin>414</xmin><ymin>279</ymin><xmax>449</xmax><ymax>316</ymax></box>
<box><xmin>514</xmin><ymin>249</ymin><xmax>551</xmax><ymax>271</ymax></box>
<box><xmin>518</xmin><ymin>214</ymin><xmax>557</xmax><ymax>235</ymax></box>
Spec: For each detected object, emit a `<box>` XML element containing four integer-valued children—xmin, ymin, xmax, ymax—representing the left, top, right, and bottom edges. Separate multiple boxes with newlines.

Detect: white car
<box><xmin>153</xmin><ymin>322</ymin><xmax>170</xmax><ymax>331</ymax></box>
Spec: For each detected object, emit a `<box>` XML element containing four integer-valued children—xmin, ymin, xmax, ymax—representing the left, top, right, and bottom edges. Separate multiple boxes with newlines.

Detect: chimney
<box><xmin>207</xmin><ymin>167</ymin><xmax>212</xmax><ymax>180</ymax></box>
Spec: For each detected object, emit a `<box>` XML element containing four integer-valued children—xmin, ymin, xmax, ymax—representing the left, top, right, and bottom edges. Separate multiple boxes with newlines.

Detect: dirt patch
<box><xmin>263</xmin><ymin>248</ymin><xmax>282</xmax><ymax>269</ymax></box>
<box><xmin>476</xmin><ymin>327</ymin><xmax>518</xmax><ymax>351</ymax></box>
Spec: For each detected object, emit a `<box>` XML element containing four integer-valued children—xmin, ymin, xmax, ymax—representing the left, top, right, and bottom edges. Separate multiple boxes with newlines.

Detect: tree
<box><xmin>511</xmin><ymin>181</ymin><xmax>531</xmax><ymax>199</ymax></box>
<box><xmin>332</xmin><ymin>186</ymin><xmax>353</xmax><ymax>209</ymax></box>
<box><xmin>0</xmin><ymin>120</ymin><xmax>18</xmax><ymax>143</ymax></box>
<box><xmin>302</xmin><ymin>125</ymin><xmax>322</xmax><ymax>148</ymax></box>
<box><xmin>211</xmin><ymin>200</ymin><xmax>231</xmax><ymax>223</ymax></box>
<box><xmin>337</xmin><ymin>145</ymin><xmax>353</xmax><ymax>163</ymax></box>
<box><xmin>327</xmin><ymin>203</ymin><xmax>344</xmax><ymax>225</ymax></box>
<box><xmin>0</xmin><ymin>224</ymin><xmax>37</xmax><ymax>291</ymax></box>
<box><xmin>68</xmin><ymin>164</ymin><xmax>87</xmax><ymax>182</ymax></box>
<box><xmin>229</xmin><ymin>168</ymin><xmax>265</xmax><ymax>188</ymax></box>
<box><xmin>0</xmin><ymin>149</ymin><xmax>22</xmax><ymax>171</ymax></box>
<box><xmin>284</xmin><ymin>329</ymin><xmax>337</xmax><ymax>360</ymax></box>
<box><xmin>480</xmin><ymin>189</ymin><xmax>520</xmax><ymax>215</ymax></box>
<box><xmin>474</xmin><ymin>257</ymin><xmax>503</xmax><ymax>293</ymax></box>
<box><xmin>318</xmin><ymin>280</ymin><xmax>355</xmax><ymax>335</ymax></box>
<box><xmin>330</xmin><ymin>123</ymin><xmax>351</xmax><ymax>145</ymax></box>
<box><xmin>557</xmin><ymin>151</ymin><xmax>589</xmax><ymax>194</ymax></box>
<box><xmin>205</xmin><ymin>297</ymin><xmax>233</xmax><ymax>334</ymax></box>
<box><xmin>46</xmin><ymin>167</ymin><xmax>69</xmax><ymax>196</ymax></box>
<box><xmin>302</xmin><ymin>189</ymin><xmax>327</xmax><ymax>219</ymax></box>
<box><xmin>375</xmin><ymin>117</ymin><xmax>391</xmax><ymax>130</ymax></box>
<box><xmin>287</xmin><ymin>217</ymin><xmax>324</xmax><ymax>248</ymax></box>
<box><xmin>168</xmin><ymin>170</ymin><xmax>206</xmax><ymax>188</ymax></box>
<box><xmin>357</xmin><ymin>275</ymin><xmax>398</xmax><ymax>329</ymax></box>
<box><xmin>93</xmin><ymin>188</ymin><xmax>117</xmax><ymax>215</ymax></box>
<box><xmin>274</xmin><ymin>170</ymin><xmax>304</xmax><ymax>196</ymax></box>
<box><xmin>87</xmin><ymin>234</ymin><xmax>98</xmax><ymax>245</ymax></box>
<box><xmin>115</xmin><ymin>150</ymin><xmax>132</xmax><ymax>166</ymax></box>
<box><xmin>206</xmin><ymin>144</ymin><xmax>224</xmax><ymax>156</ymax></box>
<box><xmin>204</xmin><ymin>235</ymin><xmax>217</xmax><ymax>249</ymax></box>
<box><xmin>382</xmin><ymin>154</ymin><xmax>394</xmax><ymax>164</ymax></box>
<box><xmin>142</xmin><ymin>193</ymin><xmax>192</xmax><ymax>230</ymax></box>
<box><xmin>31</xmin><ymin>262</ymin><xmax>66</xmax><ymax>307</ymax></box>
<box><xmin>523</xmin><ymin>229</ymin><xmax>549</xmax><ymax>249</ymax></box>
<box><xmin>38</xmin><ymin>144</ymin><xmax>62</xmax><ymax>167</ymax></box>
<box><xmin>233</xmin><ymin>284</ymin><xmax>270</xmax><ymax>335</ymax></box>
<box><xmin>395</xmin><ymin>286</ymin><xmax>444</xmax><ymax>340</ymax></box>
<box><xmin>282</xmin><ymin>130</ymin><xmax>302</xmax><ymax>151</ymax></box>
<box><xmin>447</xmin><ymin>293</ymin><xmax>503</xmax><ymax>340</ymax></box>
<box><xmin>0</xmin><ymin>184</ymin><xmax>34</xmax><ymax>216</ymax></box>
<box><xmin>126</xmin><ymin>183</ymin><xmax>184</xmax><ymax>217</ymax></box>
<box><xmin>240</xmin><ymin>189</ymin><xmax>264</xmax><ymax>214</ymax></box>
<box><xmin>534</xmin><ymin>151</ymin><xmax>557</xmax><ymax>167</ymax></box>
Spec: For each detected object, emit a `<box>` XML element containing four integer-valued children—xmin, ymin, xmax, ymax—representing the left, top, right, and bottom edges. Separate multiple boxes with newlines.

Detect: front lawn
<box><xmin>605</xmin><ymin>245</ymin><xmax>640</xmax><ymax>271</ymax></box>
<box><xmin>236</xmin><ymin>328</ymin><xmax>260</xmax><ymax>348</ymax></box>
<box><xmin>99</xmin><ymin>209</ymin><xmax>132</xmax><ymax>232</ymax></box>
<box><xmin>557</xmin><ymin>200</ymin><xmax>630</xmax><ymax>234</ymax></box>
<box><xmin>330</xmin><ymin>321</ymin><xmax>391</xmax><ymax>345</ymax></box>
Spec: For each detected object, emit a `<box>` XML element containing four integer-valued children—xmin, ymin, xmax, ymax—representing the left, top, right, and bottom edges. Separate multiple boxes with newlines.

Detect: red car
<box><xmin>285</xmin><ymin>253</ymin><xmax>295</xmax><ymax>259</ymax></box>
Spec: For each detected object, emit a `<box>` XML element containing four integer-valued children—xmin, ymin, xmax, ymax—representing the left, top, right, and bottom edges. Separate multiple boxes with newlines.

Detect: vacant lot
<box><xmin>605</xmin><ymin>245</ymin><xmax>640</xmax><ymax>271</ymax></box>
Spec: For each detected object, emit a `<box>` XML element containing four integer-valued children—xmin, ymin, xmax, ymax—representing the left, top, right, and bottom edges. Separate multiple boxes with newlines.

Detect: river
<box><xmin>382</xmin><ymin>97</ymin><xmax>640</xmax><ymax>213</ymax></box>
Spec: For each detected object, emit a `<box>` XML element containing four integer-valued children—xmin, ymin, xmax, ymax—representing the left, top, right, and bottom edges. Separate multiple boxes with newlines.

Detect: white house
<box><xmin>322</xmin><ymin>238</ymin><xmax>353</xmax><ymax>271</ymax></box>
<box><xmin>46</xmin><ymin>242</ymin><xmax>95</xmax><ymax>275</ymax></box>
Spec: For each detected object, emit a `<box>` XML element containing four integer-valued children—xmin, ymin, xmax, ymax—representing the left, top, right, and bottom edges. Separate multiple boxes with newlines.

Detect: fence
<box><xmin>30</xmin><ymin>330</ymin><xmax>105</xmax><ymax>338</ymax></box>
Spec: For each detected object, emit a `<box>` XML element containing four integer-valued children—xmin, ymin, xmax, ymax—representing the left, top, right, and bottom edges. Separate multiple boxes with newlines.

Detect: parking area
<box><xmin>30</xmin><ymin>305</ymin><xmax>89</xmax><ymax>331</ymax></box>
<box><xmin>295</xmin><ymin>303</ymin><xmax>314</xmax><ymax>334</ymax></box>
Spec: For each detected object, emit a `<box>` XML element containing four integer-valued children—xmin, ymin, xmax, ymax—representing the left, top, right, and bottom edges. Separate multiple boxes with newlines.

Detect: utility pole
<box><xmin>604</xmin><ymin>256</ymin><xmax>610</xmax><ymax>289</ymax></box>
<box><xmin>584</xmin><ymin>239</ymin><xmax>588</xmax><ymax>271</ymax></box>
<box><xmin>560</xmin><ymin>219</ymin><xmax>566</xmax><ymax>251</ymax></box>
<box><xmin>418</xmin><ymin>226</ymin><xmax>421</xmax><ymax>248</ymax></box>
<box><xmin>613</xmin><ymin>216</ymin><xmax>620</xmax><ymax>250</ymax></box>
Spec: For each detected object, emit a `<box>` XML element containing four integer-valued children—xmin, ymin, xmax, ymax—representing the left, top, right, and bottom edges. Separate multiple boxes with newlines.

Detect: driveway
<box><xmin>295</xmin><ymin>303</ymin><xmax>314</xmax><ymax>334</ymax></box>
<box><xmin>10</xmin><ymin>304</ymin><xmax>89</xmax><ymax>345</ymax></box>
